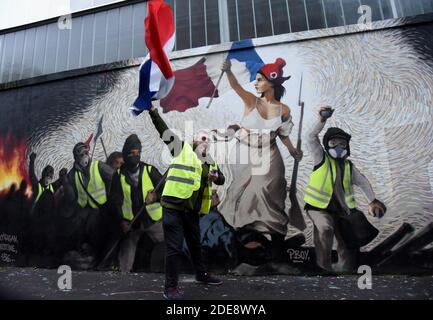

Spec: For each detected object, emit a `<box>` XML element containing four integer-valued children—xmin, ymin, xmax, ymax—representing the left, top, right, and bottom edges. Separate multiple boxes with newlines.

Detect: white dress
<box><xmin>215</xmin><ymin>98</ymin><xmax>294</xmax><ymax>238</ymax></box>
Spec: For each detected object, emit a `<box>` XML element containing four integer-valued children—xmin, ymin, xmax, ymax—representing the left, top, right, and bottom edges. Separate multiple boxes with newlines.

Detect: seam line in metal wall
<box><xmin>189</xmin><ymin>0</ymin><xmax>192</xmax><ymax>49</ymax></box>
<box><xmin>252</xmin><ymin>0</ymin><xmax>257</xmax><ymax>38</ymax></box>
<box><xmin>92</xmin><ymin>14</ymin><xmax>97</xmax><ymax>66</ymax></box>
<box><xmin>66</xmin><ymin>21</ymin><xmax>72</xmax><ymax>71</ymax></box>
<box><xmin>79</xmin><ymin>17</ymin><xmax>84</xmax><ymax>69</ymax></box>
<box><xmin>19</xmin><ymin>30</ymin><xmax>28</xmax><ymax>79</ymax></box>
<box><xmin>132</xmin><ymin>5</ymin><xmax>136</xmax><ymax>62</ymax></box>
<box><xmin>204</xmin><ymin>0</ymin><xmax>208</xmax><ymax>46</ymax></box>
<box><xmin>378</xmin><ymin>0</ymin><xmax>385</xmax><ymax>20</ymax></box>
<box><xmin>285</xmin><ymin>0</ymin><xmax>292</xmax><ymax>33</ymax></box>
<box><xmin>339</xmin><ymin>0</ymin><xmax>347</xmax><ymax>25</ymax></box>
<box><xmin>321</xmin><ymin>0</ymin><xmax>328</xmax><ymax>28</ymax></box>
<box><xmin>117</xmin><ymin>8</ymin><xmax>121</xmax><ymax>63</ymax></box>
<box><xmin>303</xmin><ymin>0</ymin><xmax>310</xmax><ymax>31</ymax></box>
<box><xmin>104</xmin><ymin>10</ymin><xmax>109</xmax><ymax>64</ymax></box>
<box><xmin>235</xmin><ymin>0</ymin><xmax>240</xmax><ymax>40</ymax></box>
<box><xmin>55</xmin><ymin>25</ymin><xmax>60</xmax><ymax>73</ymax></box>
<box><xmin>268</xmin><ymin>0</ymin><xmax>275</xmax><ymax>36</ymax></box>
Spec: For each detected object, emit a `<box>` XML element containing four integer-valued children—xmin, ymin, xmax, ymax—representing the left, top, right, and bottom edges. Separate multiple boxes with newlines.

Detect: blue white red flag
<box><xmin>131</xmin><ymin>0</ymin><xmax>175</xmax><ymax>116</ymax></box>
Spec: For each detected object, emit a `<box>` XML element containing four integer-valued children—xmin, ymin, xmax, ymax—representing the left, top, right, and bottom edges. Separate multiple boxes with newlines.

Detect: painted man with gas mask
<box><xmin>62</xmin><ymin>141</ymin><xmax>115</xmax><ymax>263</ymax></box>
<box><xmin>109</xmin><ymin>134</ymin><xmax>165</xmax><ymax>272</ymax></box>
<box><xmin>29</xmin><ymin>152</ymin><xmax>68</xmax><ymax>259</ymax></box>
<box><xmin>304</xmin><ymin>106</ymin><xmax>387</xmax><ymax>273</ymax></box>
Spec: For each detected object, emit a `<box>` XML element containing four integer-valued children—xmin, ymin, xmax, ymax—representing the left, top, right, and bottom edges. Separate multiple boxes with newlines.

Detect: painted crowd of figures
<box><xmin>1</xmin><ymin>58</ymin><xmax>388</xmax><ymax>276</ymax></box>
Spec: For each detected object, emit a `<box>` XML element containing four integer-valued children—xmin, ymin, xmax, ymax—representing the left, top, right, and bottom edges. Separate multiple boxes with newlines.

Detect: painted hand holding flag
<box><xmin>159</xmin><ymin>39</ymin><xmax>264</xmax><ymax>113</ymax></box>
<box><xmin>131</xmin><ymin>0</ymin><xmax>175</xmax><ymax>116</ymax></box>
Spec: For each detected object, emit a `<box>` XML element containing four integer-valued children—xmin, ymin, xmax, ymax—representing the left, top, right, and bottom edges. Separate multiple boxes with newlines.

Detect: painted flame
<box><xmin>0</xmin><ymin>132</ymin><xmax>32</xmax><ymax>198</ymax></box>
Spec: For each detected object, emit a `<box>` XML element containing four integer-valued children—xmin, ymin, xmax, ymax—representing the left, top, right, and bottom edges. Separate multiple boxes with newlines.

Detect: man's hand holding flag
<box><xmin>131</xmin><ymin>0</ymin><xmax>175</xmax><ymax>116</ymax></box>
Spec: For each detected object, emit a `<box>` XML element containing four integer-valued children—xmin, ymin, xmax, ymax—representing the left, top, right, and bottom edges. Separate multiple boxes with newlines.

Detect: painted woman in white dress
<box><xmin>217</xmin><ymin>58</ymin><xmax>303</xmax><ymax>254</ymax></box>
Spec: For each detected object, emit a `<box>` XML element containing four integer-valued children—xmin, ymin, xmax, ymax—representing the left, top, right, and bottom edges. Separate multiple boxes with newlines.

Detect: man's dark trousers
<box><xmin>162</xmin><ymin>207</ymin><xmax>206</xmax><ymax>288</ymax></box>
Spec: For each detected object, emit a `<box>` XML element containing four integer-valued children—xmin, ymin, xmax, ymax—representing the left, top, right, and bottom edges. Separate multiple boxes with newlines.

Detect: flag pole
<box><xmin>100</xmin><ymin>137</ymin><xmax>108</xmax><ymax>161</ymax></box>
<box><xmin>206</xmin><ymin>69</ymin><xmax>225</xmax><ymax>109</ymax></box>
<box><xmin>90</xmin><ymin>136</ymin><xmax>97</xmax><ymax>161</ymax></box>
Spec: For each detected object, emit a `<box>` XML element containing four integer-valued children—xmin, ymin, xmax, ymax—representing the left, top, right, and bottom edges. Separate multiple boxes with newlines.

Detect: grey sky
<box><xmin>0</xmin><ymin>0</ymin><xmax>125</xmax><ymax>30</ymax></box>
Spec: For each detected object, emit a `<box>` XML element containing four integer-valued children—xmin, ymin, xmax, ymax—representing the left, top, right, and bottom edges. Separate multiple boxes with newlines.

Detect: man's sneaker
<box><xmin>195</xmin><ymin>272</ymin><xmax>222</xmax><ymax>285</ymax></box>
<box><xmin>163</xmin><ymin>287</ymin><xmax>184</xmax><ymax>300</ymax></box>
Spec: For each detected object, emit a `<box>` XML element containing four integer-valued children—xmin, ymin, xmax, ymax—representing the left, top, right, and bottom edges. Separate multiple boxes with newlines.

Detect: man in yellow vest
<box><xmin>29</xmin><ymin>152</ymin><xmax>66</xmax><ymax>211</ymax></box>
<box><xmin>304</xmin><ymin>106</ymin><xmax>387</xmax><ymax>273</ymax></box>
<box><xmin>109</xmin><ymin>134</ymin><xmax>164</xmax><ymax>272</ymax></box>
<box><xmin>148</xmin><ymin>104</ymin><xmax>225</xmax><ymax>300</ymax></box>
<box><xmin>28</xmin><ymin>152</ymin><xmax>67</xmax><ymax>257</ymax></box>
<box><xmin>63</xmin><ymin>141</ymin><xmax>115</xmax><ymax>262</ymax></box>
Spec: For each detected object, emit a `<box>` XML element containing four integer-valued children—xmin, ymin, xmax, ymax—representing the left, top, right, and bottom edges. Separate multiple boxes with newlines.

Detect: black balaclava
<box><xmin>122</xmin><ymin>134</ymin><xmax>142</xmax><ymax>172</ymax></box>
<box><xmin>41</xmin><ymin>165</ymin><xmax>54</xmax><ymax>186</ymax></box>
<box><xmin>73</xmin><ymin>142</ymin><xmax>90</xmax><ymax>168</ymax></box>
<box><xmin>323</xmin><ymin>127</ymin><xmax>351</xmax><ymax>159</ymax></box>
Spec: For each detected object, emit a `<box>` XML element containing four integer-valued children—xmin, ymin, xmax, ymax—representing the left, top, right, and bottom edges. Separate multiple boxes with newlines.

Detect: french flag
<box><xmin>160</xmin><ymin>39</ymin><xmax>265</xmax><ymax>113</ymax></box>
<box><xmin>131</xmin><ymin>0</ymin><xmax>175</xmax><ymax>116</ymax></box>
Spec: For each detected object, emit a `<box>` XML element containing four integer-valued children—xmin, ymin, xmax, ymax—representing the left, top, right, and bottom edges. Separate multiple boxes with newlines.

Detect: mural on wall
<box><xmin>1</xmin><ymin>21</ymin><xmax>433</xmax><ymax>274</ymax></box>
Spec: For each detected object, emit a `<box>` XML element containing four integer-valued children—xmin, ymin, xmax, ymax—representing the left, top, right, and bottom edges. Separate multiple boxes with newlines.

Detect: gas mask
<box><xmin>73</xmin><ymin>142</ymin><xmax>90</xmax><ymax>169</ymax></box>
<box><xmin>78</xmin><ymin>154</ymin><xmax>90</xmax><ymax>168</ymax></box>
<box><xmin>328</xmin><ymin>146</ymin><xmax>348</xmax><ymax>159</ymax></box>
<box><xmin>327</xmin><ymin>138</ymin><xmax>349</xmax><ymax>159</ymax></box>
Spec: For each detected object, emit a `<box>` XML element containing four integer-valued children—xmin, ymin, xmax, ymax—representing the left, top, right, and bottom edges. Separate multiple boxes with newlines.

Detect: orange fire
<box><xmin>0</xmin><ymin>132</ymin><xmax>32</xmax><ymax>198</ymax></box>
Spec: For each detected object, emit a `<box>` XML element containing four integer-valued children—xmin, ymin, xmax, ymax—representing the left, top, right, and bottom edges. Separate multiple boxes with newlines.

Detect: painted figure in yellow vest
<box><xmin>304</xmin><ymin>106</ymin><xmax>387</xmax><ymax>273</ymax></box>
<box><xmin>29</xmin><ymin>152</ymin><xmax>66</xmax><ymax>210</ymax></box>
<box><xmin>29</xmin><ymin>152</ymin><xmax>67</xmax><ymax>256</ymax></box>
<box><xmin>63</xmin><ymin>142</ymin><xmax>114</xmax><ymax>261</ymax></box>
<box><xmin>110</xmin><ymin>134</ymin><xmax>165</xmax><ymax>272</ymax></box>
<box><xmin>148</xmin><ymin>104</ymin><xmax>226</xmax><ymax>300</ymax></box>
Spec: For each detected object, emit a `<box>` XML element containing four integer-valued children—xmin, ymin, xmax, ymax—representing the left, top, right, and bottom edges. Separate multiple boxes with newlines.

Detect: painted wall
<box><xmin>1</xmin><ymin>18</ymin><xmax>432</xmax><ymax>271</ymax></box>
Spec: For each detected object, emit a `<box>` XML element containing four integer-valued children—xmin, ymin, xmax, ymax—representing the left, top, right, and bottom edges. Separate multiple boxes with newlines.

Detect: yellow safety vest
<box><xmin>34</xmin><ymin>183</ymin><xmax>54</xmax><ymax>204</ymax></box>
<box><xmin>304</xmin><ymin>154</ymin><xmax>356</xmax><ymax>209</ymax></box>
<box><xmin>75</xmin><ymin>160</ymin><xmax>107</xmax><ymax>209</ymax></box>
<box><xmin>162</xmin><ymin>142</ymin><xmax>217</xmax><ymax>215</ymax></box>
<box><xmin>119</xmin><ymin>165</ymin><xmax>163</xmax><ymax>222</ymax></box>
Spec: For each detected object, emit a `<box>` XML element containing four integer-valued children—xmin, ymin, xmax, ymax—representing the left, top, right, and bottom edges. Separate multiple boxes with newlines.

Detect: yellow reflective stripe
<box><xmin>320</xmin><ymin>158</ymin><xmax>330</xmax><ymax>190</ymax></box>
<box><xmin>306</xmin><ymin>185</ymin><xmax>332</xmax><ymax>198</ymax></box>
<box><xmin>141</xmin><ymin>165</ymin><xmax>162</xmax><ymax>221</ymax></box>
<box><xmin>305</xmin><ymin>186</ymin><xmax>329</xmax><ymax>200</ymax></box>
<box><xmin>304</xmin><ymin>190</ymin><xmax>330</xmax><ymax>204</ymax></box>
<box><xmin>87</xmin><ymin>161</ymin><xmax>107</xmax><ymax>207</ymax></box>
<box><xmin>75</xmin><ymin>171</ymin><xmax>88</xmax><ymax>207</ymax></box>
<box><xmin>120</xmin><ymin>174</ymin><xmax>133</xmax><ymax>221</ymax></box>
<box><xmin>169</xmin><ymin>164</ymin><xmax>196</xmax><ymax>172</ymax></box>
<box><xmin>91</xmin><ymin>161</ymin><xmax>106</xmax><ymax>197</ymax></box>
<box><xmin>166</xmin><ymin>176</ymin><xmax>195</xmax><ymax>185</ymax></box>
<box><xmin>35</xmin><ymin>183</ymin><xmax>43</xmax><ymax>203</ymax></box>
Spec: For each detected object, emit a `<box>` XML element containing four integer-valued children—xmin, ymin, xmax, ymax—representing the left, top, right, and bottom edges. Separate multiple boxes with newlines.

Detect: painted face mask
<box><xmin>126</xmin><ymin>154</ymin><xmax>140</xmax><ymax>167</ymax></box>
<box><xmin>79</xmin><ymin>154</ymin><xmax>90</xmax><ymax>168</ymax></box>
<box><xmin>42</xmin><ymin>176</ymin><xmax>53</xmax><ymax>186</ymax></box>
<box><xmin>328</xmin><ymin>146</ymin><xmax>348</xmax><ymax>159</ymax></box>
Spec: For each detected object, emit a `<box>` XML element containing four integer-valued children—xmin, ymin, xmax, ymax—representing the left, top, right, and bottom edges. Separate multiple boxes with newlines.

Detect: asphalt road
<box><xmin>0</xmin><ymin>267</ymin><xmax>432</xmax><ymax>300</ymax></box>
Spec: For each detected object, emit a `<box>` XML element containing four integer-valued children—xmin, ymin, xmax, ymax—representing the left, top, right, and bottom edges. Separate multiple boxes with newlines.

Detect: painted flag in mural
<box><xmin>226</xmin><ymin>39</ymin><xmax>265</xmax><ymax>82</ymax></box>
<box><xmin>158</xmin><ymin>39</ymin><xmax>264</xmax><ymax>113</ymax></box>
<box><xmin>84</xmin><ymin>133</ymin><xmax>94</xmax><ymax>149</ymax></box>
<box><xmin>131</xmin><ymin>0</ymin><xmax>175</xmax><ymax>116</ymax></box>
<box><xmin>160</xmin><ymin>58</ymin><xmax>219</xmax><ymax>113</ymax></box>
<box><xmin>93</xmin><ymin>116</ymin><xmax>104</xmax><ymax>143</ymax></box>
